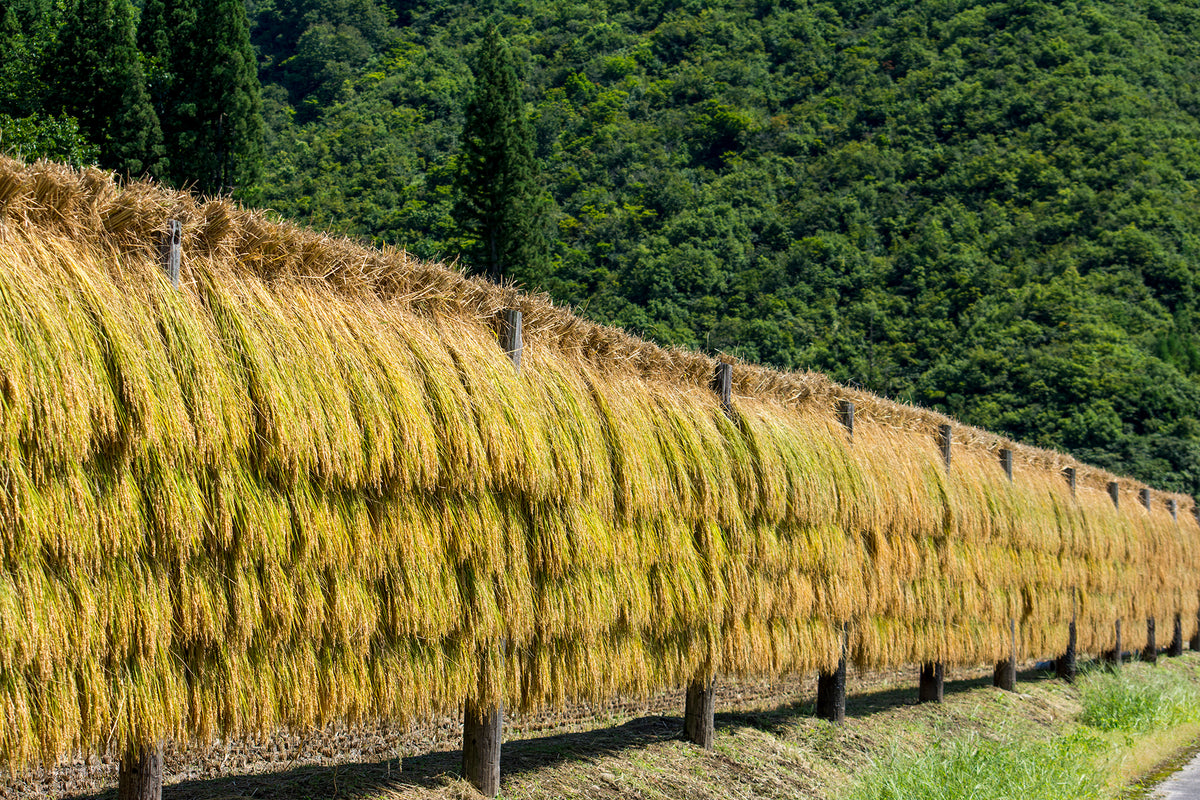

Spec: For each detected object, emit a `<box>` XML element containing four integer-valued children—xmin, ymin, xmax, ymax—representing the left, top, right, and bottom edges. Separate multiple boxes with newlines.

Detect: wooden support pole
<box><xmin>919</xmin><ymin>425</ymin><xmax>952</xmax><ymax>703</ymax></box>
<box><xmin>683</xmin><ymin>679</ymin><xmax>715</xmax><ymax>749</ymax></box>
<box><xmin>460</xmin><ymin>308</ymin><xmax>522</xmax><ymax>798</ymax></box>
<box><xmin>712</xmin><ymin>362</ymin><xmax>733</xmax><ymax>418</ymax></box>
<box><xmin>1064</xmin><ymin>467</ymin><xmax>1077</xmax><ymax>497</ymax></box>
<box><xmin>999</xmin><ymin>448</ymin><xmax>1013</xmax><ymax>481</ymax></box>
<box><xmin>817</xmin><ymin>625</ymin><xmax>848</xmax><ymax>723</ymax></box>
<box><xmin>919</xmin><ymin>662</ymin><xmax>944</xmax><ymax>703</ymax></box>
<box><xmin>501</xmin><ymin>309</ymin><xmax>523</xmax><ymax>372</ymax></box>
<box><xmin>1139</xmin><ymin>487</ymin><xmax>1151</xmax><ymax>511</ymax></box>
<box><xmin>993</xmin><ymin>617</ymin><xmax>1016</xmax><ymax>692</ymax></box>
<box><xmin>837</xmin><ymin>400</ymin><xmax>854</xmax><ymax>441</ymax></box>
<box><xmin>1055</xmin><ymin>619</ymin><xmax>1077</xmax><ymax>683</ymax></box>
<box><xmin>463</xmin><ymin>700</ymin><xmax>502</xmax><ymax>797</ymax></box>
<box><xmin>1108</xmin><ymin>481</ymin><xmax>1120</xmax><ymax>509</ymax></box>
<box><xmin>1143</xmin><ymin>617</ymin><xmax>1158</xmax><ymax>664</ymax></box>
<box><xmin>118</xmin><ymin>744</ymin><xmax>162</xmax><ymax>800</ymax></box>
<box><xmin>1192</xmin><ymin>607</ymin><xmax>1200</xmax><ymax>652</ymax></box>
<box><xmin>681</xmin><ymin>363</ymin><xmax>736</xmax><ymax>749</ymax></box>
<box><xmin>1168</xmin><ymin>498</ymin><xmax>1178</xmax><ymax>521</ymax></box>
<box><xmin>817</xmin><ymin>407</ymin><xmax>855</xmax><ymax>723</ymax></box>
<box><xmin>993</xmin><ymin>450</ymin><xmax>1017</xmax><ymax>692</ymax></box>
<box><xmin>1104</xmin><ymin>619</ymin><xmax>1123</xmax><ymax>667</ymax></box>
<box><xmin>938</xmin><ymin>424</ymin><xmax>952</xmax><ymax>469</ymax></box>
<box><xmin>1169</xmin><ymin>613</ymin><xmax>1184</xmax><ymax>657</ymax></box>
<box><xmin>159</xmin><ymin>220</ymin><xmax>181</xmax><ymax>289</ymax></box>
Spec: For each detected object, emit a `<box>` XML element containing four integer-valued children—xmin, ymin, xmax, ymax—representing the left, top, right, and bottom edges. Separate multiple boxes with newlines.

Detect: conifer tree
<box><xmin>48</xmin><ymin>0</ymin><xmax>166</xmax><ymax>177</ymax></box>
<box><xmin>137</xmin><ymin>0</ymin><xmax>263</xmax><ymax>195</ymax></box>
<box><xmin>453</xmin><ymin>26</ymin><xmax>552</xmax><ymax>284</ymax></box>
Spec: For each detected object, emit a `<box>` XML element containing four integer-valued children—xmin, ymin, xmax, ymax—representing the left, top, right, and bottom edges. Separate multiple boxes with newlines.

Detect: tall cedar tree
<box><xmin>454</xmin><ymin>26</ymin><xmax>551</xmax><ymax>284</ymax></box>
<box><xmin>138</xmin><ymin>0</ymin><xmax>263</xmax><ymax>194</ymax></box>
<box><xmin>47</xmin><ymin>0</ymin><xmax>166</xmax><ymax>177</ymax></box>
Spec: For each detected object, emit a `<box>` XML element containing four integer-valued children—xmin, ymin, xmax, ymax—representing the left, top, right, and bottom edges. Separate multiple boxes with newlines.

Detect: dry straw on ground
<box><xmin>0</xmin><ymin>157</ymin><xmax>1196</xmax><ymax>771</ymax></box>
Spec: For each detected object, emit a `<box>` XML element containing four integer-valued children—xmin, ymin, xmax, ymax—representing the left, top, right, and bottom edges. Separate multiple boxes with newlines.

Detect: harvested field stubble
<box><xmin>0</xmin><ymin>157</ymin><xmax>1197</xmax><ymax>773</ymax></box>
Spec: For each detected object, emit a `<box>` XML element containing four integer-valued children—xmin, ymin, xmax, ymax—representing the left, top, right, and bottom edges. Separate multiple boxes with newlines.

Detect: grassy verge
<box><xmin>844</xmin><ymin>657</ymin><xmax>1200</xmax><ymax>800</ymax></box>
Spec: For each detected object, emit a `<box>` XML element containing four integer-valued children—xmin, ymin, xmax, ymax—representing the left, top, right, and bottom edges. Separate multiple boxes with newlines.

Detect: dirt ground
<box><xmin>9</xmin><ymin>655</ymin><xmax>1184</xmax><ymax>800</ymax></box>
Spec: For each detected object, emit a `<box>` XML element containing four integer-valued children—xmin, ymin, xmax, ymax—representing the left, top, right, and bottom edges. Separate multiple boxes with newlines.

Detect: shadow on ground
<box><xmin>67</xmin><ymin>665</ymin><xmax>1066</xmax><ymax>799</ymax></box>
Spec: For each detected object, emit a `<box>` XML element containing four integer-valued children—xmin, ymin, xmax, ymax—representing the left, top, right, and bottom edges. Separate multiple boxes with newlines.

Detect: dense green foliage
<box><xmin>0</xmin><ymin>0</ymin><xmax>262</xmax><ymax>190</ymax></box>
<box><xmin>44</xmin><ymin>0</ymin><xmax>165</xmax><ymax>177</ymax></box>
<box><xmin>252</xmin><ymin>0</ymin><xmax>1200</xmax><ymax>494</ymax></box>
<box><xmin>453</xmin><ymin>26</ymin><xmax>553</xmax><ymax>283</ymax></box>
<box><xmin>139</xmin><ymin>0</ymin><xmax>264</xmax><ymax>192</ymax></box>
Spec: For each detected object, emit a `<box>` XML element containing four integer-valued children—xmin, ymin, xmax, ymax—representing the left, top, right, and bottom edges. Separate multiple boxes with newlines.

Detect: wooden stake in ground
<box><xmin>682</xmin><ymin>362</ymin><xmax>735</xmax><ymax>750</ymax></box>
<box><xmin>919</xmin><ymin>662</ymin><xmax>944</xmax><ymax>703</ymax></box>
<box><xmin>1139</xmin><ymin>488</ymin><xmax>1158</xmax><ymax>665</ymax></box>
<box><xmin>1170</xmin><ymin>613</ymin><xmax>1184</xmax><ymax>657</ymax></box>
<box><xmin>118</xmin><ymin>744</ymin><xmax>162</xmax><ymax>800</ymax></box>
<box><xmin>994</xmin><ymin>617</ymin><xmax>1017</xmax><ymax>692</ymax></box>
<box><xmin>684</xmin><ymin>679</ymin><xmax>715</xmax><ymax>749</ymax></box>
<box><xmin>117</xmin><ymin>221</ymin><xmax>182</xmax><ymax>800</ymax></box>
<box><xmin>817</xmin><ymin>622</ymin><xmax>849</xmax><ymax>723</ymax></box>
<box><xmin>463</xmin><ymin>700</ymin><xmax>502</xmax><ymax>797</ymax></box>
<box><xmin>919</xmin><ymin>424</ymin><xmax>951</xmax><ymax>704</ymax></box>
<box><xmin>817</xmin><ymin>404</ymin><xmax>854</xmax><ymax>723</ymax></box>
<box><xmin>461</xmin><ymin>309</ymin><xmax>522</xmax><ymax>797</ymax></box>
<box><xmin>1144</xmin><ymin>616</ymin><xmax>1158</xmax><ymax>664</ymax></box>
<box><xmin>993</xmin><ymin>450</ymin><xmax>1017</xmax><ymax>692</ymax></box>
<box><xmin>1105</xmin><ymin>619</ymin><xmax>1123</xmax><ymax>667</ymax></box>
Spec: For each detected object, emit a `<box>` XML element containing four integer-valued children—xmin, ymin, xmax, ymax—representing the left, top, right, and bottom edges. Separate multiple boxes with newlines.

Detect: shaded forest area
<box><xmin>2</xmin><ymin>0</ymin><xmax>1199</xmax><ymax>494</ymax></box>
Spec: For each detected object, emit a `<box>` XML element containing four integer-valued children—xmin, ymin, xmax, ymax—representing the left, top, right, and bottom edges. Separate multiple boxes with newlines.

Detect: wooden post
<box><xmin>683</xmin><ymin>679</ymin><xmax>715</xmax><ymax>749</ymax></box>
<box><xmin>1169</xmin><ymin>613</ymin><xmax>1184</xmax><ymax>657</ymax></box>
<box><xmin>1139</xmin><ymin>487</ymin><xmax>1151</xmax><ymax>511</ymax></box>
<box><xmin>837</xmin><ymin>399</ymin><xmax>854</xmax><ymax>441</ymax></box>
<box><xmin>817</xmin><ymin>407</ymin><xmax>854</xmax><ymax>723</ymax></box>
<box><xmin>159</xmin><ymin>219</ymin><xmax>181</xmax><ymax>289</ymax></box>
<box><xmin>463</xmin><ymin>699</ymin><xmax>502</xmax><ymax>797</ymax></box>
<box><xmin>817</xmin><ymin>624</ymin><xmax>848</xmax><ymax>723</ymax></box>
<box><xmin>712</xmin><ymin>362</ymin><xmax>733</xmax><ymax>418</ymax></box>
<box><xmin>118</xmin><ymin>744</ymin><xmax>162</xmax><ymax>800</ymax></box>
<box><xmin>993</xmin><ymin>450</ymin><xmax>1017</xmax><ymax>692</ymax></box>
<box><xmin>938</xmin><ymin>424</ymin><xmax>952</xmax><ymax>469</ymax></box>
<box><xmin>682</xmin><ymin>362</ymin><xmax>736</xmax><ymax>750</ymax></box>
<box><xmin>1191</xmin><ymin>607</ymin><xmax>1200</xmax><ymax>652</ymax></box>
<box><xmin>1143</xmin><ymin>617</ymin><xmax>1158</xmax><ymax>664</ymax></box>
<box><xmin>1104</xmin><ymin>619</ymin><xmax>1123</xmax><ymax>667</ymax></box>
<box><xmin>1108</xmin><ymin>481</ymin><xmax>1119</xmax><ymax>509</ymax></box>
<box><xmin>919</xmin><ymin>425</ymin><xmax>952</xmax><ymax>704</ymax></box>
<box><xmin>919</xmin><ymin>662</ymin><xmax>944</xmax><ymax>703</ymax></box>
<box><xmin>1064</xmin><ymin>467</ymin><xmax>1077</xmax><ymax>497</ymax></box>
<box><xmin>501</xmin><ymin>309</ymin><xmax>522</xmax><ymax>372</ymax></box>
<box><xmin>993</xmin><ymin>617</ymin><xmax>1016</xmax><ymax>692</ymax></box>
<box><xmin>1168</xmin><ymin>499</ymin><xmax>1178</xmax><ymax>521</ymax></box>
<box><xmin>461</xmin><ymin>309</ymin><xmax>522</xmax><ymax>798</ymax></box>
<box><xmin>1055</xmin><ymin>618</ymin><xmax>1077</xmax><ymax>683</ymax></box>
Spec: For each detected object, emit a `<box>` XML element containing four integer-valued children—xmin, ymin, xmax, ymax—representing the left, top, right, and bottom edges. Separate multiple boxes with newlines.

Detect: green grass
<box><xmin>844</xmin><ymin>730</ymin><xmax>1106</xmax><ymax>800</ymax></box>
<box><xmin>1079</xmin><ymin>663</ymin><xmax>1200</xmax><ymax>733</ymax></box>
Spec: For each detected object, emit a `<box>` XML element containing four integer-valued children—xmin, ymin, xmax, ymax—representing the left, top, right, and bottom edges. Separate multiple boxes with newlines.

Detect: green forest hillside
<box><xmin>3</xmin><ymin>0</ymin><xmax>1200</xmax><ymax>493</ymax></box>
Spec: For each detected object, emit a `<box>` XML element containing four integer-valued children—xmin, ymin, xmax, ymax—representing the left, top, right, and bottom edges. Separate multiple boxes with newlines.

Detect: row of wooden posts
<box><xmin>112</xmin><ymin>245</ymin><xmax>1199</xmax><ymax>797</ymax></box>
